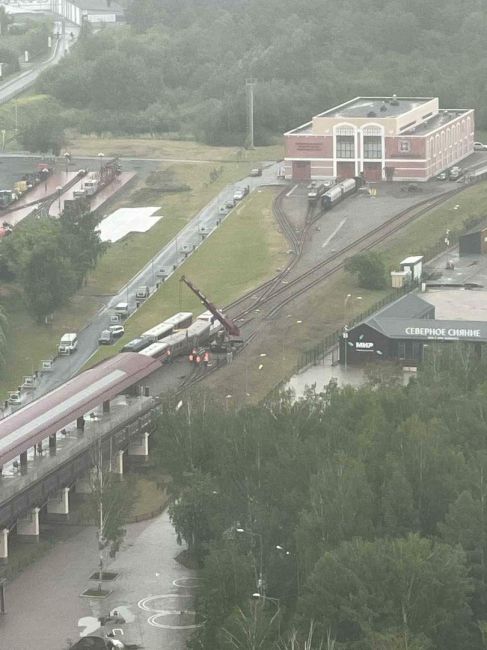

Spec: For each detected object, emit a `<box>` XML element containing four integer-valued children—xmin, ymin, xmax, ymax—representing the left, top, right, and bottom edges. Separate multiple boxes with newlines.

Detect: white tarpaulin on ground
<box><xmin>98</xmin><ymin>207</ymin><xmax>162</xmax><ymax>243</ymax></box>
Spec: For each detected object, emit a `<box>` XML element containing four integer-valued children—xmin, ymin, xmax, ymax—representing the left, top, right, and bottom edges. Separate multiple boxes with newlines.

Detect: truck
<box><xmin>58</xmin><ymin>332</ymin><xmax>78</xmax><ymax>355</ymax></box>
<box><xmin>82</xmin><ymin>171</ymin><xmax>100</xmax><ymax>196</ymax></box>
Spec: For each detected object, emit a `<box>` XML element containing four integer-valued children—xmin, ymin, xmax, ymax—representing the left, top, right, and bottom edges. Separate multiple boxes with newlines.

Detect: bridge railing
<box><xmin>0</xmin><ymin>395</ymin><xmax>157</xmax><ymax>508</ymax></box>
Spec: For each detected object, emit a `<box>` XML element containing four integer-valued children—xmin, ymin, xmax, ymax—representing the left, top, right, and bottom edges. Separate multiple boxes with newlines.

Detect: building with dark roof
<box><xmin>284</xmin><ymin>96</ymin><xmax>474</xmax><ymax>182</ymax></box>
<box><xmin>340</xmin><ymin>292</ymin><xmax>487</xmax><ymax>365</ymax></box>
<box><xmin>459</xmin><ymin>225</ymin><xmax>487</xmax><ymax>256</ymax></box>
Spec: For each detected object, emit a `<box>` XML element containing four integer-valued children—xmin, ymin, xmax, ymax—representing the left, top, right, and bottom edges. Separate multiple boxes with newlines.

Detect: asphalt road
<box><xmin>6</xmin><ymin>162</ymin><xmax>283</xmax><ymax>409</ymax></box>
<box><xmin>0</xmin><ymin>25</ymin><xmax>79</xmax><ymax>106</ymax></box>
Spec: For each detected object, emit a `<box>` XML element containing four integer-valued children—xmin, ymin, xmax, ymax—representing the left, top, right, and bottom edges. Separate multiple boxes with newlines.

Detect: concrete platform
<box><xmin>49</xmin><ymin>171</ymin><xmax>136</xmax><ymax>217</ymax></box>
<box><xmin>4</xmin><ymin>171</ymin><xmax>79</xmax><ymax>226</ymax></box>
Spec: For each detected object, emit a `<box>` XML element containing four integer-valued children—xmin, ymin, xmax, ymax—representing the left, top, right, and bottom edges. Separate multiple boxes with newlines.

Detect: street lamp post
<box><xmin>42</xmin><ymin>168</ymin><xmax>49</xmax><ymax>192</ymax></box>
<box><xmin>344</xmin><ymin>293</ymin><xmax>362</xmax><ymax>326</ymax></box>
<box><xmin>56</xmin><ymin>185</ymin><xmax>62</xmax><ymax>212</ymax></box>
<box><xmin>98</xmin><ymin>152</ymin><xmax>105</xmax><ymax>173</ymax></box>
<box><xmin>237</xmin><ymin>527</ymin><xmax>264</xmax><ymax>595</ymax></box>
<box><xmin>343</xmin><ymin>326</ymin><xmax>349</xmax><ymax>370</ymax></box>
<box><xmin>252</xmin><ymin>593</ymin><xmax>280</xmax><ymax>638</ymax></box>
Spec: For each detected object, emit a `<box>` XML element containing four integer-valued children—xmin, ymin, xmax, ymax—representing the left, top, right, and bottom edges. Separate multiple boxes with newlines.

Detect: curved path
<box><xmin>0</xmin><ymin>26</ymin><xmax>79</xmax><ymax>105</ymax></box>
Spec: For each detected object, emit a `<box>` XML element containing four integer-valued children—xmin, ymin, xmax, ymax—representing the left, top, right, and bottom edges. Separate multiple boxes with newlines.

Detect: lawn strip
<box><xmin>85</xmin><ymin>188</ymin><xmax>288</xmax><ymax>367</ymax></box>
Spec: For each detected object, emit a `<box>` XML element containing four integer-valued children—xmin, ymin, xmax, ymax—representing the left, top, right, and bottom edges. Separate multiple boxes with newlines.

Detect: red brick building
<box><xmin>283</xmin><ymin>96</ymin><xmax>474</xmax><ymax>182</ymax></box>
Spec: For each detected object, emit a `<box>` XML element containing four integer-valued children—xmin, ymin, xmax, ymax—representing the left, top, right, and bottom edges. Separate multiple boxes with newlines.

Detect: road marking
<box><xmin>138</xmin><ymin>594</ymin><xmax>204</xmax><ymax>631</ymax></box>
<box><xmin>285</xmin><ymin>184</ymin><xmax>298</xmax><ymax>197</ymax></box>
<box><xmin>322</xmin><ymin>218</ymin><xmax>347</xmax><ymax>248</ymax></box>
<box><xmin>173</xmin><ymin>577</ymin><xmax>200</xmax><ymax>588</ymax></box>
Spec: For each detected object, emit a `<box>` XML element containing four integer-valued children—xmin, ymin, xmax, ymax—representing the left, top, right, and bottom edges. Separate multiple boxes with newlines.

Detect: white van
<box><xmin>58</xmin><ymin>332</ymin><xmax>78</xmax><ymax>355</ymax></box>
<box><xmin>114</xmin><ymin>302</ymin><xmax>129</xmax><ymax>318</ymax></box>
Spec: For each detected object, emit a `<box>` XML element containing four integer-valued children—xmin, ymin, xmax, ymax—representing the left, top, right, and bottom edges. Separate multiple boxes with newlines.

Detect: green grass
<box><xmin>0</xmin><ymin>287</ymin><xmax>101</xmax><ymax>396</ymax></box>
<box><xmin>208</xmin><ymin>181</ymin><xmax>487</xmax><ymax>404</ymax></box>
<box><xmin>86</xmin><ymin>187</ymin><xmax>287</xmax><ymax>367</ymax></box>
<box><xmin>0</xmin><ymin>143</ymin><xmax>281</xmax><ymax>395</ymax></box>
<box><xmin>129</xmin><ymin>477</ymin><xmax>168</xmax><ymax>521</ymax></box>
<box><xmin>67</xmin><ymin>133</ymin><xmax>283</xmax><ymax>163</ymax></box>
<box><xmin>83</xmin><ymin>160</ymin><xmax>251</xmax><ymax>295</ymax></box>
<box><xmin>381</xmin><ymin>181</ymin><xmax>487</xmax><ymax>267</ymax></box>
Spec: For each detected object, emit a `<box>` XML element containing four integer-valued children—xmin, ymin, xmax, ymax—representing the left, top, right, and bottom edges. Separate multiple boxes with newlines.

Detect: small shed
<box><xmin>400</xmin><ymin>256</ymin><xmax>423</xmax><ymax>281</ymax></box>
<box><xmin>459</xmin><ymin>226</ymin><xmax>487</xmax><ymax>256</ymax></box>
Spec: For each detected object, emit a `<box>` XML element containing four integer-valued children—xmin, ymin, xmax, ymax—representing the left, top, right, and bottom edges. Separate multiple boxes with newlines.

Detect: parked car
<box><xmin>233</xmin><ymin>188</ymin><xmax>246</xmax><ymax>201</ymax></box>
<box><xmin>436</xmin><ymin>171</ymin><xmax>448</xmax><ymax>180</ymax></box>
<box><xmin>8</xmin><ymin>391</ymin><xmax>21</xmax><ymax>406</ymax></box>
<box><xmin>156</xmin><ymin>268</ymin><xmax>168</xmax><ymax>279</ymax></box>
<box><xmin>224</xmin><ymin>199</ymin><xmax>236</xmax><ymax>209</ymax></box>
<box><xmin>136</xmin><ymin>285</ymin><xmax>150</xmax><ymax>300</ymax></box>
<box><xmin>219</xmin><ymin>205</ymin><xmax>229</xmax><ymax>214</ymax></box>
<box><xmin>474</xmin><ymin>142</ymin><xmax>487</xmax><ymax>151</ymax></box>
<box><xmin>449</xmin><ymin>166</ymin><xmax>463</xmax><ymax>181</ymax></box>
<box><xmin>109</xmin><ymin>324</ymin><xmax>125</xmax><ymax>338</ymax></box>
<box><xmin>98</xmin><ymin>329</ymin><xmax>114</xmax><ymax>345</ymax></box>
<box><xmin>249</xmin><ymin>167</ymin><xmax>262</xmax><ymax>177</ymax></box>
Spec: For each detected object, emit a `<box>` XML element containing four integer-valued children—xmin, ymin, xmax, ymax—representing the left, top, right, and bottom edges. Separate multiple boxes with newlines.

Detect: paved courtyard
<box><xmin>0</xmin><ymin>510</ymin><xmax>196</xmax><ymax>649</ymax></box>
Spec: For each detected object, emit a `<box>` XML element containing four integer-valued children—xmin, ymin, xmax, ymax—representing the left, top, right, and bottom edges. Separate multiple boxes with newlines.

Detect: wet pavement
<box><xmin>0</xmin><ymin>510</ymin><xmax>196</xmax><ymax>650</ymax></box>
<box><xmin>48</xmin><ymin>171</ymin><xmax>137</xmax><ymax>217</ymax></box>
<box><xmin>4</xmin><ymin>170</ymin><xmax>80</xmax><ymax>226</ymax></box>
<box><xmin>287</xmin><ymin>350</ymin><xmax>416</xmax><ymax>397</ymax></box>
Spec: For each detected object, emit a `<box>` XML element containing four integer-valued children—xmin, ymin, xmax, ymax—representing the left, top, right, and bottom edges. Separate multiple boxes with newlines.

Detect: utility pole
<box><xmin>245</xmin><ymin>78</ymin><xmax>256</xmax><ymax>150</ymax></box>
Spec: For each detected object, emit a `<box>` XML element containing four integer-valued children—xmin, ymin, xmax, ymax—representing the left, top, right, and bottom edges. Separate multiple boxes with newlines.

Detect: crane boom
<box><xmin>180</xmin><ymin>276</ymin><xmax>241</xmax><ymax>337</ymax></box>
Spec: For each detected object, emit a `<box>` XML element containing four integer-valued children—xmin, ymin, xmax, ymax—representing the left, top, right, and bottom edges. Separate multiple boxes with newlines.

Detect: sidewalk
<box><xmin>0</xmin><ymin>511</ymin><xmax>195</xmax><ymax>650</ymax></box>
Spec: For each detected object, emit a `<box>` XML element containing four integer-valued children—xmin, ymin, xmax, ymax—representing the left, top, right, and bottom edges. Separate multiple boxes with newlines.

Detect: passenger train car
<box><xmin>122</xmin><ymin>311</ymin><xmax>222</xmax><ymax>361</ymax></box>
<box><xmin>321</xmin><ymin>177</ymin><xmax>361</xmax><ymax>210</ymax></box>
<box><xmin>121</xmin><ymin>311</ymin><xmax>194</xmax><ymax>353</ymax></box>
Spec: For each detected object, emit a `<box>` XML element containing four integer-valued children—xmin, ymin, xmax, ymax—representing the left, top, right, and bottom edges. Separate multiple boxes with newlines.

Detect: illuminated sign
<box><xmin>404</xmin><ymin>327</ymin><xmax>481</xmax><ymax>338</ymax></box>
<box><xmin>355</xmin><ymin>341</ymin><xmax>374</xmax><ymax>350</ymax></box>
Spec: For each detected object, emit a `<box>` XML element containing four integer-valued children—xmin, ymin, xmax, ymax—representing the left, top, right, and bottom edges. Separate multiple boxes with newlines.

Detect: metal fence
<box><xmin>266</xmin><ymin>213</ymin><xmax>487</xmax><ymax>401</ymax></box>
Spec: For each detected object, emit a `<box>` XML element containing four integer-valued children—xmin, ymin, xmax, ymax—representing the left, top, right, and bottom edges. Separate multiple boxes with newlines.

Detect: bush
<box><xmin>344</xmin><ymin>251</ymin><xmax>387</xmax><ymax>290</ymax></box>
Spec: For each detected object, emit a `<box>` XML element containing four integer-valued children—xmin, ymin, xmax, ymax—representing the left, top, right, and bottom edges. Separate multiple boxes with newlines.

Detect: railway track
<box><xmin>180</xmin><ymin>183</ymin><xmax>466</xmax><ymax>393</ymax></box>
<box><xmin>225</xmin><ymin>187</ymin><xmax>311</xmax><ymax>316</ymax></box>
<box><xmin>238</xmin><ymin>185</ymin><xmax>464</xmax><ymax>322</ymax></box>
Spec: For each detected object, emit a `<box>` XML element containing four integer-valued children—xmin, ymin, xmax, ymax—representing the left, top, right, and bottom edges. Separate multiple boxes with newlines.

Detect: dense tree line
<box><xmin>35</xmin><ymin>0</ymin><xmax>487</xmax><ymax>145</ymax></box>
<box><xmin>0</xmin><ymin>209</ymin><xmax>106</xmax><ymax>322</ymax></box>
<box><xmin>154</xmin><ymin>345</ymin><xmax>487</xmax><ymax>649</ymax></box>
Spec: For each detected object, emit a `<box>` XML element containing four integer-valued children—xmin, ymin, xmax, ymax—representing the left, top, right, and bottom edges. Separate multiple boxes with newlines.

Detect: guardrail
<box><xmin>0</xmin><ymin>395</ymin><xmax>160</xmax><ymax>528</ymax></box>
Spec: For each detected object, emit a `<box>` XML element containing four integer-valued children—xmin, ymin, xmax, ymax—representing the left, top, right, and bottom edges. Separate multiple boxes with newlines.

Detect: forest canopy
<box><xmin>36</xmin><ymin>0</ymin><xmax>487</xmax><ymax>144</ymax></box>
<box><xmin>154</xmin><ymin>345</ymin><xmax>487</xmax><ymax>649</ymax></box>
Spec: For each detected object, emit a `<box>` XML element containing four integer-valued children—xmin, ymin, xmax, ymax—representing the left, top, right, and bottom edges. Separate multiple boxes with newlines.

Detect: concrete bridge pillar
<box><xmin>0</xmin><ymin>529</ymin><xmax>9</xmax><ymax>563</ymax></box>
<box><xmin>103</xmin><ymin>400</ymin><xmax>110</xmax><ymax>414</ymax></box>
<box><xmin>47</xmin><ymin>487</ymin><xmax>70</xmax><ymax>518</ymax></box>
<box><xmin>20</xmin><ymin>451</ymin><xmax>28</xmax><ymax>470</ymax></box>
<box><xmin>17</xmin><ymin>507</ymin><xmax>40</xmax><ymax>541</ymax></box>
<box><xmin>113</xmin><ymin>449</ymin><xmax>125</xmax><ymax>476</ymax></box>
<box><xmin>128</xmin><ymin>431</ymin><xmax>150</xmax><ymax>461</ymax></box>
<box><xmin>49</xmin><ymin>434</ymin><xmax>57</xmax><ymax>453</ymax></box>
<box><xmin>76</xmin><ymin>416</ymin><xmax>85</xmax><ymax>433</ymax></box>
